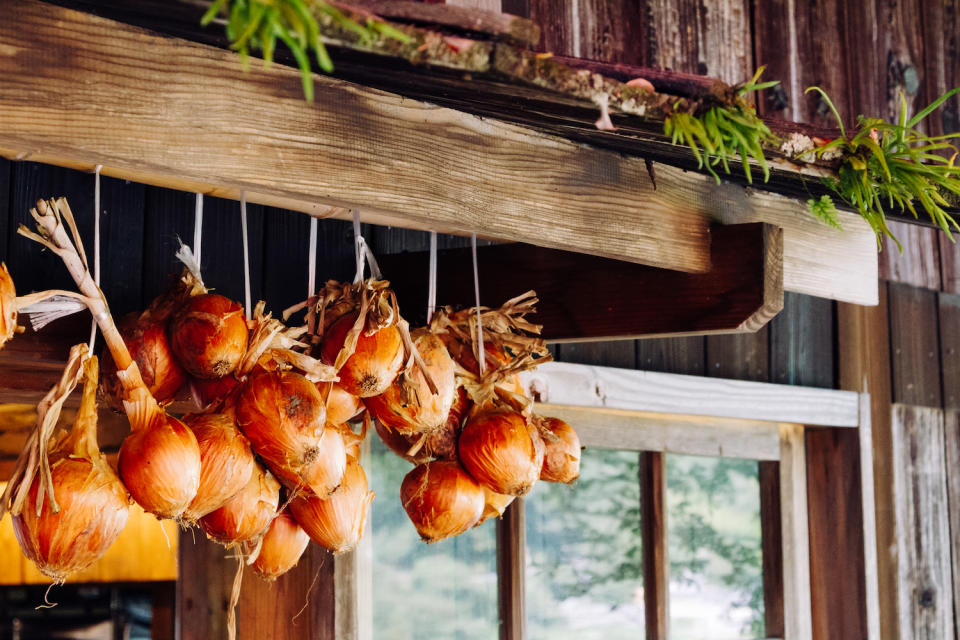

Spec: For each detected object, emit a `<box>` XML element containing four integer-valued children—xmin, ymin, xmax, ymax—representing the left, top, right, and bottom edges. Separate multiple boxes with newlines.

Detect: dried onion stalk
<box><xmin>102</xmin><ymin>313</ymin><xmax>186</xmax><ymax>407</ymax></box>
<box><xmin>400</xmin><ymin>461</ymin><xmax>485</xmax><ymax>542</ymax></box>
<box><xmin>2</xmin><ymin>346</ymin><xmax>130</xmax><ymax>581</ymax></box>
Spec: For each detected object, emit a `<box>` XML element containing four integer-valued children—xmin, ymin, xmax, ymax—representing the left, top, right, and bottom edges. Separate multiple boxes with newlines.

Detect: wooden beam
<box><xmin>381</xmin><ymin>223</ymin><xmax>784</xmax><ymax>341</ymax></box>
<box><xmin>0</xmin><ymin>0</ymin><xmax>710</xmax><ymax>274</ymax></box>
<box><xmin>778</xmin><ymin>422</ymin><xmax>812</xmax><ymax>640</ymax></box>
<box><xmin>345</xmin><ymin>1</ymin><xmax>536</xmax><ymax>45</ymax></box>
<box><xmin>890</xmin><ymin>404</ymin><xmax>953</xmax><ymax>640</ymax></box>
<box><xmin>640</xmin><ymin>451</ymin><xmax>668</xmax><ymax>640</ymax></box>
<box><xmin>522</xmin><ymin>361</ymin><xmax>861</xmax><ymax>427</ymax></box>
<box><xmin>496</xmin><ymin>498</ymin><xmax>525</xmax><ymax>640</ymax></box>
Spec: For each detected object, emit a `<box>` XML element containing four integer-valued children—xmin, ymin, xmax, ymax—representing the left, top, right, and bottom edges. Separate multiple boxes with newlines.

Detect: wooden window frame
<box><xmin>335</xmin><ymin>362</ymin><xmax>880</xmax><ymax>640</ymax></box>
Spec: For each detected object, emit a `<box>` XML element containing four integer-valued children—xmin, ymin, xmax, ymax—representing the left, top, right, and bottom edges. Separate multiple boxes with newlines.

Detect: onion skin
<box><xmin>182</xmin><ymin>410</ymin><xmax>257</xmax><ymax>522</ymax></box>
<box><xmin>270</xmin><ymin>425</ymin><xmax>347</xmax><ymax>498</ymax></box>
<box><xmin>289</xmin><ymin>458</ymin><xmax>373</xmax><ymax>554</ymax></box>
<box><xmin>0</xmin><ymin>262</ymin><xmax>17</xmax><ymax>348</ymax></box>
<box><xmin>375</xmin><ymin>386</ymin><xmax>468</xmax><ymax>464</ymax></box>
<box><xmin>170</xmin><ymin>294</ymin><xmax>248</xmax><ymax>379</ymax></box>
<box><xmin>458</xmin><ymin>409</ymin><xmax>544</xmax><ymax>497</ymax></box>
<box><xmin>364</xmin><ymin>332</ymin><xmax>456</xmax><ymax>435</ymax></box>
<box><xmin>102</xmin><ymin>314</ymin><xmax>186</xmax><ymax>407</ymax></box>
<box><xmin>540</xmin><ymin>417</ymin><xmax>581</xmax><ymax>484</ymax></box>
<box><xmin>321</xmin><ymin>312</ymin><xmax>404</xmax><ymax>398</ymax></box>
<box><xmin>476</xmin><ymin>485</ymin><xmax>515</xmax><ymax>527</ymax></box>
<box><xmin>200</xmin><ymin>464</ymin><xmax>280</xmax><ymax>544</ymax></box>
<box><xmin>237</xmin><ymin>370</ymin><xmax>338</xmax><ymax>494</ymax></box>
<box><xmin>118</xmin><ymin>411</ymin><xmax>201</xmax><ymax>519</ymax></box>
<box><xmin>190</xmin><ymin>375</ymin><xmax>240</xmax><ymax>412</ymax></box>
<box><xmin>252</xmin><ymin>509</ymin><xmax>310</xmax><ymax>581</ymax></box>
<box><xmin>400</xmin><ymin>461</ymin><xmax>485</xmax><ymax>543</ymax></box>
<box><xmin>323</xmin><ymin>383</ymin><xmax>362</xmax><ymax>425</ymax></box>
<box><xmin>12</xmin><ymin>456</ymin><xmax>130</xmax><ymax>581</ymax></box>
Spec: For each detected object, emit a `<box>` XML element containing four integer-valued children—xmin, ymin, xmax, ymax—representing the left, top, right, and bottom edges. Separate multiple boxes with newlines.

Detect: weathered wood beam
<box><xmin>0</xmin><ymin>0</ymin><xmax>709</xmax><ymax>274</ymax></box>
<box><xmin>1</xmin><ymin>0</ymin><xmax>880</xmax><ymax>304</ymax></box>
<box><xmin>381</xmin><ymin>223</ymin><xmax>783</xmax><ymax>341</ymax></box>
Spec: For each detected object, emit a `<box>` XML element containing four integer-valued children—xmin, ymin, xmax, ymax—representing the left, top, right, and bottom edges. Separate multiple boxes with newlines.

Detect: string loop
<box><xmin>307</xmin><ymin>217</ymin><xmax>318</xmax><ymax>297</ymax></box>
<box><xmin>193</xmin><ymin>193</ymin><xmax>204</xmax><ymax>270</ymax></box>
<box><xmin>426</xmin><ymin>231</ymin><xmax>437</xmax><ymax>324</ymax></box>
<box><xmin>352</xmin><ymin>210</ymin><xmax>381</xmax><ymax>283</ymax></box>
<box><xmin>240</xmin><ymin>192</ymin><xmax>252</xmax><ymax>319</ymax></box>
<box><xmin>471</xmin><ymin>233</ymin><xmax>485</xmax><ymax>377</ymax></box>
<box><xmin>88</xmin><ymin>164</ymin><xmax>102</xmax><ymax>351</ymax></box>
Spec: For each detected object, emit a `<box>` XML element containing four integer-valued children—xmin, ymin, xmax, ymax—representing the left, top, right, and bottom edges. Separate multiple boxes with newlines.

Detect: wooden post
<box><xmin>758</xmin><ymin>461</ymin><xmax>784</xmax><ymax>638</ymax></box>
<box><xmin>640</xmin><ymin>451</ymin><xmax>668</xmax><ymax>640</ymax></box>
<box><xmin>779</xmin><ymin>423</ymin><xmax>812</xmax><ymax>640</ymax></box>
<box><xmin>497</xmin><ymin>498</ymin><xmax>526</xmax><ymax>640</ymax></box>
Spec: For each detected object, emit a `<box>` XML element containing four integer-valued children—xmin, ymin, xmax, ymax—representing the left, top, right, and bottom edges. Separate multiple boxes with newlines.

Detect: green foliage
<box><xmin>664</xmin><ymin>67</ymin><xmax>780</xmax><ymax>185</ymax></box>
<box><xmin>804</xmin><ymin>86</ymin><xmax>960</xmax><ymax>249</ymax></box>
<box><xmin>202</xmin><ymin>0</ymin><xmax>412</xmax><ymax>101</ymax></box>
<box><xmin>807</xmin><ymin>194</ymin><xmax>842</xmax><ymax>230</ymax></box>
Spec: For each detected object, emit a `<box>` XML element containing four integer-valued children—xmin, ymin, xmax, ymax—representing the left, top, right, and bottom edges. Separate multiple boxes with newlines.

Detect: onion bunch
<box><xmin>0</xmin><ymin>263</ymin><xmax>18</xmax><ymax>348</ymax></box>
<box><xmin>539</xmin><ymin>417</ymin><xmax>581</xmax><ymax>484</ymax></box>
<box><xmin>250</xmin><ymin>509</ymin><xmax>310</xmax><ymax>580</ymax></box>
<box><xmin>400</xmin><ymin>461</ymin><xmax>485</xmax><ymax>542</ymax></box>
<box><xmin>290</xmin><ymin>457</ymin><xmax>373</xmax><ymax>553</ymax></box>
<box><xmin>182</xmin><ymin>409</ymin><xmax>257</xmax><ymax>521</ymax></box>
<box><xmin>200</xmin><ymin>463</ymin><xmax>280</xmax><ymax>544</ymax></box>
<box><xmin>170</xmin><ymin>293</ymin><xmax>249</xmax><ymax>380</ymax></box>
<box><xmin>1</xmin><ymin>346</ymin><xmax>130</xmax><ymax>581</ymax></box>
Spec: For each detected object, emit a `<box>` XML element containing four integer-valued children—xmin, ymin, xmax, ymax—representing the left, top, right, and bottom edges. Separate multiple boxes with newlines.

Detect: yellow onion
<box><xmin>236</xmin><ymin>370</ymin><xmax>343</xmax><ymax>496</ymax></box>
<box><xmin>476</xmin><ymin>485</ymin><xmax>515</xmax><ymax>527</ymax></box>
<box><xmin>102</xmin><ymin>314</ymin><xmax>186</xmax><ymax>407</ymax></box>
<box><xmin>364</xmin><ymin>331</ymin><xmax>456</xmax><ymax>435</ymax></box>
<box><xmin>458</xmin><ymin>409</ymin><xmax>544</xmax><ymax>496</ymax></box>
<box><xmin>400</xmin><ymin>461</ymin><xmax>485</xmax><ymax>542</ymax></box>
<box><xmin>117</xmin><ymin>384</ymin><xmax>201</xmax><ymax>519</ymax></box>
<box><xmin>321</xmin><ymin>312</ymin><xmax>404</xmax><ymax>397</ymax></box>
<box><xmin>251</xmin><ymin>509</ymin><xmax>310</xmax><ymax>581</ymax></box>
<box><xmin>11</xmin><ymin>355</ymin><xmax>129</xmax><ymax>580</ymax></box>
<box><xmin>374</xmin><ymin>386</ymin><xmax>468</xmax><ymax>464</ymax></box>
<box><xmin>190</xmin><ymin>374</ymin><xmax>240</xmax><ymax>412</ymax></box>
<box><xmin>182</xmin><ymin>409</ymin><xmax>256</xmax><ymax>521</ymax></box>
<box><xmin>170</xmin><ymin>293</ymin><xmax>249</xmax><ymax>379</ymax></box>
<box><xmin>289</xmin><ymin>458</ymin><xmax>373</xmax><ymax>553</ymax></box>
<box><xmin>322</xmin><ymin>382</ymin><xmax>362</xmax><ymax>425</ymax></box>
<box><xmin>0</xmin><ymin>262</ymin><xmax>17</xmax><ymax>348</ymax></box>
<box><xmin>200</xmin><ymin>464</ymin><xmax>280</xmax><ymax>544</ymax></box>
<box><xmin>539</xmin><ymin>417</ymin><xmax>581</xmax><ymax>484</ymax></box>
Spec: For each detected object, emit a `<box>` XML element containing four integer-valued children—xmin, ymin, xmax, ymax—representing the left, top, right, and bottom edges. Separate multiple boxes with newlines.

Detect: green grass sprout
<box><xmin>804</xmin><ymin>86</ymin><xmax>960</xmax><ymax>249</ymax></box>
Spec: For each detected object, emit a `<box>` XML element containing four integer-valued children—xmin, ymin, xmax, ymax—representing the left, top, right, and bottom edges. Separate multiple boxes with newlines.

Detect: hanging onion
<box><xmin>182</xmin><ymin>409</ymin><xmax>257</xmax><ymax>522</ymax></box>
<box><xmin>236</xmin><ymin>370</ymin><xmax>344</xmax><ymax>496</ymax></box>
<box><xmin>250</xmin><ymin>509</ymin><xmax>310</xmax><ymax>581</ymax></box>
<box><xmin>7</xmin><ymin>351</ymin><xmax>130</xmax><ymax>581</ymax></box>
<box><xmin>539</xmin><ymin>417</ymin><xmax>581</xmax><ymax>484</ymax></box>
<box><xmin>200</xmin><ymin>463</ymin><xmax>280</xmax><ymax>544</ymax></box>
<box><xmin>476</xmin><ymin>485</ymin><xmax>515</xmax><ymax>527</ymax></box>
<box><xmin>102</xmin><ymin>313</ymin><xmax>186</xmax><ymax>407</ymax></box>
<box><xmin>322</xmin><ymin>382</ymin><xmax>362</xmax><ymax>425</ymax></box>
<box><xmin>458</xmin><ymin>409</ymin><xmax>544</xmax><ymax>496</ymax></box>
<box><xmin>289</xmin><ymin>457</ymin><xmax>373</xmax><ymax>553</ymax></box>
<box><xmin>189</xmin><ymin>374</ymin><xmax>241</xmax><ymax>412</ymax></box>
<box><xmin>170</xmin><ymin>293</ymin><xmax>249</xmax><ymax>379</ymax></box>
<box><xmin>321</xmin><ymin>311</ymin><xmax>404</xmax><ymax>397</ymax></box>
<box><xmin>374</xmin><ymin>385</ymin><xmax>468</xmax><ymax>464</ymax></box>
<box><xmin>400</xmin><ymin>461</ymin><xmax>485</xmax><ymax>542</ymax></box>
<box><xmin>0</xmin><ymin>262</ymin><xmax>17</xmax><ymax>348</ymax></box>
<box><xmin>364</xmin><ymin>331</ymin><xmax>456</xmax><ymax>435</ymax></box>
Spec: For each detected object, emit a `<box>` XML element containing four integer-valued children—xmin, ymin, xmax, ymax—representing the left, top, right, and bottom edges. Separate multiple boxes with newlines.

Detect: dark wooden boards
<box><xmin>640</xmin><ymin>451</ymin><xmax>667</xmax><ymax>640</ymax></box>
<box><xmin>758</xmin><ymin>460</ymin><xmax>784</xmax><ymax>639</ymax></box>
<box><xmin>888</xmin><ymin>283</ymin><xmax>942</xmax><ymax>407</ymax></box>
<box><xmin>379</xmin><ymin>223</ymin><xmax>783</xmax><ymax>342</ymax></box>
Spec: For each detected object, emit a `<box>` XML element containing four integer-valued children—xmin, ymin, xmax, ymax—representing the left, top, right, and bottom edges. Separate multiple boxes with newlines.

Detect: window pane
<box><xmin>666</xmin><ymin>454</ymin><xmax>764</xmax><ymax>640</ymax></box>
<box><xmin>526</xmin><ymin>448</ymin><xmax>644</xmax><ymax>640</ymax></box>
<box><xmin>368</xmin><ymin>436</ymin><xmax>498</xmax><ymax>640</ymax></box>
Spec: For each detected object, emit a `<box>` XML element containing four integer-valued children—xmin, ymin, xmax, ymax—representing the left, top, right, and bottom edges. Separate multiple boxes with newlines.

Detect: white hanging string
<box><xmin>426</xmin><ymin>231</ymin><xmax>438</xmax><ymax>324</ymax></box>
<box><xmin>88</xmin><ymin>164</ymin><xmax>103</xmax><ymax>351</ymax></box>
<box><xmin>307</xmin><ymin>217</ymin><xmax>318</xmax><ymax>297</ymax></box>
<box><xmin>470</xmin><ymin>233</ymin><xmax>485</xmax><ymax>377</ymax></box>
<box><xmin>352</xmin><ymin>210</ymin><xmax>381</xmax><ymax>283</ymax></box>
<box><xmin>193</xmin><ymin>193</ymin><xmax>204</xmax><ymax>269</ymax></box>
<box><xmin>240</xmin><ymin>191</ymin><xmax>252</xmax><ymax>319</ymax></box>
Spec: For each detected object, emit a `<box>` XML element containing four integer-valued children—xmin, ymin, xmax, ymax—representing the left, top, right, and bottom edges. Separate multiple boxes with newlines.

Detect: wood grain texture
<box><xmin>496</xmin><ymin>498</ymin><xmax>525</xmax><ymax>640</ymax></box>
<box><xmin>705</xmin><ymin>327</ymin><xmax>769</xmax><ymax>382</ymax></box>
<box><xmin>380</xmin><ymin>223</ymin><xmax>784</xmax><ymax>341</ymax></box>
<box><xmin>0</xmin><ymin>0</ymin><xmax>713</xmax><ymax>274</ymax></box>
<box><xmin>889</xmin><ymin>283</ymin><xmax>942</xmax><ymax>407</ymax></box>
<box><xmin>938</xmin><ymin>293</ymin><xmax>960</xmax><ymax>410</ymax></box>
<box><xmin>758</xmin><ymin>460</ymin><xmax>785</xmax><ymax>638</ymax></box>
<box><xmin>635</xmin><ymin>336</ymin><xmax>706</xmax><ymax>376</ymax></box>
<box><xmin>522</xmin><ymin>361</ymin><xmax>860</xmax><ymax>427</ymax></box>
<box><xmin>152</xmin><ymin>583</ymin><xmax>176</xmax><ymax>640</ymax></box>
<box><xmin>891</xmin><ymin>404</ymin><xmax>953</xmax><ymax>640</ymax></box>
<box><xmin>640</xmin><ymin>451</ymin><xmax>667</xmax><ymax>640</ymax></box>
<box><xmin>350</xmin><ymin>1</ymin><xmax>536</xmax><ymax>45</ymax></box>
<box><xmin>944</xmin><ymin>410</ymin><xmax>960</xmax><ymax>640</ymax></box>
<box><xmin>769</xmin><ymin>292</ymin><xmax>835</xmax><ymax>388</ymax></box>
<box><xmin>857</xmin><ymin>392</ymin><xmax>882</xmax><ymax>640</ymax></box>
<box><xmin>779</xmin><ymin>422</ymin><xmax>812</xmax><ymax>640</ymax></box>
<box><xmin>805</xmin><ymin>427</ymin><xmax>868</xmax><ymax>640</ymax></box>
<box><xmin>837</xmin><ymin>284</ymin><xmax>898</xmax><ymax>640</ymax></box>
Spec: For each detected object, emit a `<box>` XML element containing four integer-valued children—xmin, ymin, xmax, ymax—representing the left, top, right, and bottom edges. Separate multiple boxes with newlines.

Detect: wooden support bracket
<box><xmin>380</xmin><ymin>223</ymin><xmax>784</xmax><ymax>342</ymax></box>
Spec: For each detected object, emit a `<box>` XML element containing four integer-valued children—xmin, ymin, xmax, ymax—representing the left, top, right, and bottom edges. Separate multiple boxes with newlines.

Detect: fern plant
<box><xmin>202</xmin><ymin>0</ymin><xmax>411</xmax><ymax>101</ymax></box>
<box><xmin>804</xmin><ymin>86</ymin><xmax>960</xmax><ymax>249</ymax></box>
<box><xmin>664</xmin><ymin>67</ymin><xmax>780</xmax><ymax>185</ymax></box>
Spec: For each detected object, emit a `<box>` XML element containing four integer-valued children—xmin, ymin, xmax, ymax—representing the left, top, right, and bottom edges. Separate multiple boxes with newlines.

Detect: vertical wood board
<box><xmin>889</xmin><ymin>282</ymin><xmax>942</xmax><ymax>407</ymax></box>
<box><xmin>640</xmin><ymin>451</ymin><xmax>668</xmax><ymax>640</ymax></box>
<box><xmin>759</xmin><ymin>460</ymin><xmax>785</xmax><ymax>639</ymax></box>
<box><xmin>779</xmin><ymin>423</ymin><xmax>812</xmax><ymax>640</ymax></box>
<box><xmin>769</xmin><ymin>292</ymin><xmax>835</xmax><ymax>388</ymax></box>
<box><xmin>944</xmin><ymin>410</ymin><xmax>960</xmax><ymax>640</ymax></box>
